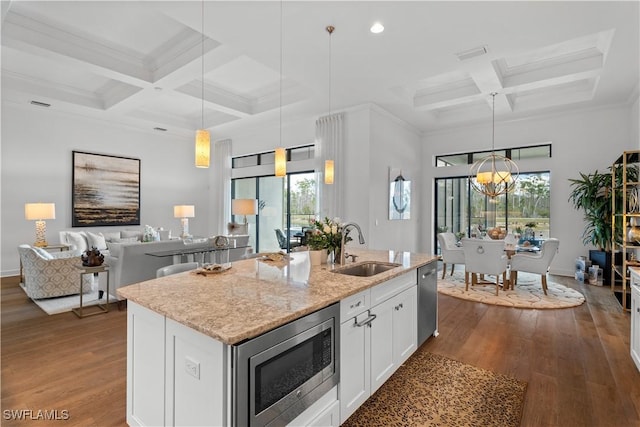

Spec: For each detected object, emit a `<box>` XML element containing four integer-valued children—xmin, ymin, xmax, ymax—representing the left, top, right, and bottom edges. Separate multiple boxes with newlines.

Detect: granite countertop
<box><xmin>117</xmin><ymin>248</ymin><xmax>436</xmax><ymax>345</ymax></box>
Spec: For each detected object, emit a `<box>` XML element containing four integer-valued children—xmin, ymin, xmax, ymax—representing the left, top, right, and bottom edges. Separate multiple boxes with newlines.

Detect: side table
<box><xmin>73</xmin><ymin>265</ymin><xmax>109</xmax><ymax>318</ymax></box>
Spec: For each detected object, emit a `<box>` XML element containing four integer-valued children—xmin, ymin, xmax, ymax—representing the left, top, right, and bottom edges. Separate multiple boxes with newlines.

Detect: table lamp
<box><xmin>174</xmin><ymin>205</ymin><xmax>195</xmax><ymax>239</ymax></box>
<box><xmin>232</xmin><ymin>199</ymin><xmax>257</xmax><ymax>224</ymax></box>
<box><xmin>25</xmin><ymin>202</ymin><xmax>56</xmax><ymax>247</ymax></box>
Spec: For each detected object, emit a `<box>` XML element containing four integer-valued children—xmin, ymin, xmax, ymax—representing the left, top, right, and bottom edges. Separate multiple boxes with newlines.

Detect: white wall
<box><xmin>1</xmin><ymin>104</ymin><xmax>209</xmax><ymax>276</ymax></box>
<box><xmin>366</xmin><ymin>106</ymin><xmax>422</xmax><ymax>252</ymax></box>
<box><xmin>230</xmin><ymin>104</ymin><xmax>423</xmax><ymax>253</ymax></box>
<box><xmin>422</xmin><ymin>104</ymin><xmax>638</xmax><ymax>276</ymax></box>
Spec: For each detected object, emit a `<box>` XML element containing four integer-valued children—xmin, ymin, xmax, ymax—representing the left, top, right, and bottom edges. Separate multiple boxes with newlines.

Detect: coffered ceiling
<box><xmin>1</xmin><ymin>1</ymin><xmax>638</xmax><ymax>139</ymax></box>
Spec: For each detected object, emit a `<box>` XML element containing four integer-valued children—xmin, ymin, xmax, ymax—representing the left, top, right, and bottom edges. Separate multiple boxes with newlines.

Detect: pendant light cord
<box><xmin>279</xmin><ymin>0</ymin><xmax>283</xmax><ymax>148</ymax></box>
<box><xmin>201</xmin><ymin>0</ymin><xmax>205</xmax><ymax>130</ymax></box>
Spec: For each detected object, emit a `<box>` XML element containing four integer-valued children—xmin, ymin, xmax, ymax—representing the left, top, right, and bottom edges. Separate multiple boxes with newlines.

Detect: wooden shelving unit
<box><xmin>611</xmin><ymin>150</ymin><xmax>640</xmax><ymax>311</ymax></box>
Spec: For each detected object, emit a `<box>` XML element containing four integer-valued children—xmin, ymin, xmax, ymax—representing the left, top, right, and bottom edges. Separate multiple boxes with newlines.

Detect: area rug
<box><xmin>342</xmin><ymin>352</ymin><xmax>527</xmax><ymax>427</ymax></box>
<box><xmin>438</xmin><ymin>269</ymin><xmax>585</xmax><ymax>309</ymax></box>
<box><xmin>19</xmin><ymin>283</ymin><xmax>116</xmax><ymax>315</ymax></box>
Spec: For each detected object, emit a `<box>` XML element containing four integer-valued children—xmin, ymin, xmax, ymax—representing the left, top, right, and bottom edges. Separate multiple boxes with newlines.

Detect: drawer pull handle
<box><xmin>350</xmin><ymin>301</ymin><xmax>362</xmax><ymax>309</ymax></box>
<box><xmin>355</xmin><ymin>312</ymin><xmax>377</xmax><ymax>328</ymax></box>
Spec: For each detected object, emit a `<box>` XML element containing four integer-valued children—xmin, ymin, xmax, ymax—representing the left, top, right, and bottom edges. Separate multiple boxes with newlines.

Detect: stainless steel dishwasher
<box><xmin>417</xmin><ymin>261</ymin><xmax>438</xmax><ymax>346</ymax></box>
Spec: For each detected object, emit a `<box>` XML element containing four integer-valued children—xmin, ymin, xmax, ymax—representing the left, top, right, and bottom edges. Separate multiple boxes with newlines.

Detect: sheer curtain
<box><xmin>315</xmin><ymin>112</ymin><xmax>344</xmax><ymax>219</ymax></box>
<box><xmin>211</xmin><ymin>139</ymin><xmax>232</xmax><ymax>234</ymax></box>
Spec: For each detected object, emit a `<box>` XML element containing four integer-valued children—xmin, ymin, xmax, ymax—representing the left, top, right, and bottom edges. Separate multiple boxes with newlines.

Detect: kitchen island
<box><xmin>118</xmin><ymin>249</ymin><xmax>437</xmax><ymax>426</ymax></box>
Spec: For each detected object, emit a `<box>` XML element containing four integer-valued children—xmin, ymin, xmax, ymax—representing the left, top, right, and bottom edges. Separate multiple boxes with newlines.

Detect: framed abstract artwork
<box><xmin>72</xmin><ymin>151</ymin><xmax>141</xmax><ymax>227</ymax></box>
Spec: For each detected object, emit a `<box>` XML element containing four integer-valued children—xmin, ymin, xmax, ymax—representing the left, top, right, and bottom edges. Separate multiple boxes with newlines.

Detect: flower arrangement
<box><xmin>306</xmin><ymin>217</ymin><xmax>351</xmax><ymax>252</ymax></box>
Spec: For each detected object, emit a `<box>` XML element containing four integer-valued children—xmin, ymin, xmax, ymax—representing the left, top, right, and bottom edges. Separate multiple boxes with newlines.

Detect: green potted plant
<box><xmin>568</xmin><ymin>164</ymin><xmax>638</xmax><ymax>284</ymax></box>
<box><xmin>568</xmin><ymin>170</ymin><xmax>613</xmax><ymax>252</ymax></box>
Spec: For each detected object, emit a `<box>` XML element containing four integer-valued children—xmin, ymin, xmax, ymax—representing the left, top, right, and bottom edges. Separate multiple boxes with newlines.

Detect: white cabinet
<box><xmin>127</xmin><ymin>302</ymin><xmax>226</xmax><ymax>427</ymax></box>
<box><xmin>339</xmin><ymin>273</ymin><xmax>418</xmax><ymax>424</ymax></box>
<box><xmin>339</xmin><ymin>291</ymin><xmax>372</xmax><ymax>423</ymax></box>
<box><xmin>631</xmin><ymin>270</ymin><xmax>640</xmax><ymax>372</ymax></box>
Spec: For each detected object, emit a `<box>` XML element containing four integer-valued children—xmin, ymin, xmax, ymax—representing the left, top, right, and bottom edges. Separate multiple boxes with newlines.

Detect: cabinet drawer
<box><xmin>371</xmin><ymin>271</ymin><xmax>416</xmax><ymax>307</ymax></box>
<box><xmin>341</xmin><ymin>289</ymin><xmax>370</xmax><ymax>322</ymax></box>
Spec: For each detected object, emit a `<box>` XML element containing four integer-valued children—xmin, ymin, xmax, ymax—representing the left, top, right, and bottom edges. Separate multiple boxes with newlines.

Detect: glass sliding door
<box><xmin>435</xmin><ymin>171</ymin><xmax>550</xmax><ymax>252</ymax></box>
<box><xmin>232</xmin><ymin>178</ymin><xmax>257</xmax><ymax>250</ymax></box>
<box><xmin>232</xmin><ymin>171</ymin><xmax>317</xmax><ymax>253</ymax></box>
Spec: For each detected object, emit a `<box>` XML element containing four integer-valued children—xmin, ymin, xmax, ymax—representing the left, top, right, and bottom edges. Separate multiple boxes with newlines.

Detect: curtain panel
<box><xmin>315</xmin><ymin>112</ymin><xmax>344</xmax><ymax>220</ymax></box>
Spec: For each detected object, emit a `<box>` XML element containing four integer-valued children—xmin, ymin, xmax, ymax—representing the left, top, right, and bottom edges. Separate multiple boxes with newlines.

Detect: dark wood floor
<box><xmin>2</xmin><ymin>271</ymin><xmax>639</xmax><ymax>426</ymax></box>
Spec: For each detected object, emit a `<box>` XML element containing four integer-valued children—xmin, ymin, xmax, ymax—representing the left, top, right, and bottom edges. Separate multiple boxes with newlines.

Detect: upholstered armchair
<box><xmin>18</xmin><ymin>244</ymin><xmax>94</xmax><ymax>299</ymax></box>
<box><xmin>510</xmin><ymin>238</ymin><xmax>560</xmax><ymax>295</ymax></box>
<box><xmin>460</xmin><ymin>238</ymin><xmax>509</xmax><ymax>296</ymax></box>
<box><xmin>437</xmin><ymin>232</ymin><xmax>465</xmax><ymax>279</ymax></box>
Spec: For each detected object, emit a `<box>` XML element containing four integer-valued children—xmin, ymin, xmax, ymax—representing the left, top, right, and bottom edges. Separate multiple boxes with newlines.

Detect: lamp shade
<box><xmin>25</xmin><ymin>203</ymin><xmax>56</xmax><ymax>220</ymax></box>
<box><xmin>174</xmin><ymin>205</ymin><xmax>195</xmax><ymax>218</ymax></box>
<box><xmin>275</xmin><ymin>147</ymin><xmax>286</xmax><ymax>177</ymax></box>
<box><xmin>232</xmin><ymin>199</ymin><xmax>257</xmax><ymax>216</ymax></box>
<box><xmin>324</xmin><ymin>160</ymin><xmax>334</xmax><ymax>184</ymax></box>
<box><xmin>195</xmin><ymin>129</ymin><xmax>210</xmax><ymax>168</ymax></box>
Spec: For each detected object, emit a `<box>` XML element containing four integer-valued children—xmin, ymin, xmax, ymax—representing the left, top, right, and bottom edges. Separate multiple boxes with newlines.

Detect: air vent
<box><xmin>30</xmin><ymin>100</ymin><xmax>51</xmax><ymax>107</ymax></box>
<box><xmin>153</xmin><ymin>127</ymin><xmax>167</xmax><ymax>132</ymax></box>
<box><xmin>455</xmin><ymin>45</ymin><xmax>488</xmax><ymax>61</ymax></box>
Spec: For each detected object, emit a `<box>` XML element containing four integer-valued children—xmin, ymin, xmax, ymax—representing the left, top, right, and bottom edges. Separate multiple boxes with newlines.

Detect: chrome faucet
<box><xmin>340</xmin><ymin>222</ymin><xmax>365</xmax><ymax>265</ymax></box>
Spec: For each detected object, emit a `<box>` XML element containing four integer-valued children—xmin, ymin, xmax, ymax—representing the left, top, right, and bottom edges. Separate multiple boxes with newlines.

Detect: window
<box><xmin>232</xmin><ymin>172</ymin><xmax>317</xmax><ymax>253</ymax></box>
<box><xmin>435</xmin><ymin>144</ymin><xmax>551</xmax><ymax>167</ymax></box>
<box><xmin>435</xmin><ymin>172</ymin><xmax>550</xmax><ymax>252</ymax></box>
<box><xmin>231</xmin><ymin>145</ymin><xmax>318</xmax><ymax>252</ymax></box>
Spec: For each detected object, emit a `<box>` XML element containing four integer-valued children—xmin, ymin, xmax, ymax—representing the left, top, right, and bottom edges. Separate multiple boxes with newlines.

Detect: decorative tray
<box><xmin>193</xmin><ymin>264</ymin><xmax>232</xmax><ymax>275</ymax></box>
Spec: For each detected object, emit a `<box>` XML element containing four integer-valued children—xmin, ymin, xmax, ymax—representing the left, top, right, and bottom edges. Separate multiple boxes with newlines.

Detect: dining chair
<box><xmin>460</xmin><ymin>238</ymin><xmax>509</xmax><ymax>295</ymax></box>
<box><xmin>156</xmin><ymin>262</ymin><xmax>199</xmax><ymax>278</ymax></box>
<box><xmin>509</xmin><ymin>238</ymin><xmax>560</xmax><ymax>295</ymax></box>
<box><xmin>437</xmin><ymin>232</ymin><xmax>465</xmax><ymax>279</ymax></box>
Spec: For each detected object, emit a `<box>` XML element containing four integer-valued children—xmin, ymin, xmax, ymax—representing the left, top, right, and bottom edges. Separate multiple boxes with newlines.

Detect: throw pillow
<box><xmin>32</xmin><ymin>247</ymin><xmax>54</xmax><ymax>260</ymax></box>
<box><xmin>86</xmin><ymin>231</ymin><xmax>108</xmax><ymax>251</ymax></box>
<box><xmin>101</xmin><ymin>231</ymin><xmax>121</xmax><ymax>242</ymax></box>
<box><xmin>66</xmin><ymin>231</ymin><xmax>88</xmax><ymax>252</ymax></box>
<box><xmin>121</xmin><ymin>230</ymin><xmax>143</xmax><ymax>241</ymax></box>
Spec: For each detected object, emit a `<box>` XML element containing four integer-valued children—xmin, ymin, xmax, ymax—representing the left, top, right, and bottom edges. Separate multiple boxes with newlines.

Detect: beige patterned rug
<box><xmin>438</xmin><ymin>269</ymin><xmax>585</xmax><ymax>309</ymax></box>
<box><xmin>342</xmin><ymin>352</ymin><xmax>527</xmax><ymax>427</ymax></box>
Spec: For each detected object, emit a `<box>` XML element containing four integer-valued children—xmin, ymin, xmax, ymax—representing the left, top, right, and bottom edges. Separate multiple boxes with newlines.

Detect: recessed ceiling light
<box><xmin>370</xmin><ymin>22</ymin><xmax>384</xmax><ymax>34</ymax></box>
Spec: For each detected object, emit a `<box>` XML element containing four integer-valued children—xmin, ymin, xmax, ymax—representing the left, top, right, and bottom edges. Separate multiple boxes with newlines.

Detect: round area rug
<box><xmin>438</xmin><ymin>269</ymin><xmax>584</xmax><ymax>309</ymax></box>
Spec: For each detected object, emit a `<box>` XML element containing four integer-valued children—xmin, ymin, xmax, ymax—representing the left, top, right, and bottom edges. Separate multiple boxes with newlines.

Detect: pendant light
<box><xmin>470</xmin><ymin>92</ymin><xmax>519</xmax><ymax>198</ymax></box>
<box><xmin>274</xmin><ymin>0</ymin><xmax>286</xmax><ymax>177</ymax></box>
<box><xmin>324</xmin><ymin>25</ymin><xmax>335</xmax><ymax>185</ymax></box>
<box><xmin>195</xmin><ymin>0</ymin><xmax>210</xmax><ymax>168</ymax></box>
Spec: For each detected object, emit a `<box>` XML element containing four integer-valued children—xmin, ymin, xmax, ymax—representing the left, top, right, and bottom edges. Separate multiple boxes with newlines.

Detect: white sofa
<box><xmin>104</xmin><ymin>239</ymin><xmax>192</xmax><ymax>298</ymax></box>
<box><xmin>59</xmin><ymin>230</ymin><xmax>252</xmax><ymax>299</ymax></box>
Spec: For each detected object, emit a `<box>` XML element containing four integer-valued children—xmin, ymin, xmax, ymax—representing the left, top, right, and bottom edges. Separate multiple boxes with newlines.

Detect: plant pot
<box><xmin>309</xmin><ymin>249</ymin><xmax>326</xmax><ymax>266</ymax></box>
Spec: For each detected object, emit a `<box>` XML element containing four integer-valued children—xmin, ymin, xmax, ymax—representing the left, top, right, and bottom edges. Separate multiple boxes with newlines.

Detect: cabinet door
<box><xmin>632</xmin><ymin>283</ymin><xmax>640</xmax><ymax>372</ymax></box>
<box><xmin>370</xmin><ymin>297</ymin><xmax>395</xmax><ymax>394</ymax></box>
<box><xmin>393</xmin><ymin>286</ymin><xmax>418</xmax><ymax>366</ymax></box>
<box><xmin>340</xmin><ymin>314</ymin><xmax>371</xmax><ymax>424</ymax></box>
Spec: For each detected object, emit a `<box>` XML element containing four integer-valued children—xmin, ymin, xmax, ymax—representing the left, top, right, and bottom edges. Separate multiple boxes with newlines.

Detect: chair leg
<box><xmin>450</xmin><ymin>263</ymin><xmax>455</xmax><ymax>276</ymax></box>
<box><xmin>442</xmin><ymin>263</ymin><xmax>447</xmax><ymax>279</ymax></box>
<box><xmin>465</xmin><ymin>271</ymin><xmax>469</xmax><ymax>291</ymax></box>
<box><xmin>502</xmin><ymin>271</ymin><xmax>508</xmax><ymax>290</ymax></box>
<box><xmin>511</xmin><ymin>271</ymin><xmax>518</xmax><ymax>288</ymax></box>
<box><xmin>495</xmin><ymin>276</ymin><xmax>499</xmax><ymax>296</ymax></box>
<box><xmin>541</xmin><ymin>274</ymin><xmax>548</xmax><ymax>295</ymax></box>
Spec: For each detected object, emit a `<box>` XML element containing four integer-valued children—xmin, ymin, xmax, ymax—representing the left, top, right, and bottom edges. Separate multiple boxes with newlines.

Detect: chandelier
<box><xmin>470</xmin><ymin>92</ymin><xmax>519</xmax><ymax>198</ymax></box>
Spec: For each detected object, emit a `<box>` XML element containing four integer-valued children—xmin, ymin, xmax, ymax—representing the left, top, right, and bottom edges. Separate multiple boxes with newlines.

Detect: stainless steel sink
<box><xmin>332</xmin><ymin>261</ymin><xmax>402</xmax><ymax>277</ymax></box>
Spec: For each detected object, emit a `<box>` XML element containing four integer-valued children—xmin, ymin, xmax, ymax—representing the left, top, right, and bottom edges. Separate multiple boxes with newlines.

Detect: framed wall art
<box><xmin>72</xmin><ymin>151</ymin><xmax>141</xmax><ymax>227</ymax></box>
<box><xmin>389</xmin><ymin>168</ymin><xmax>411</xmax><ymax>220</ymax></box>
